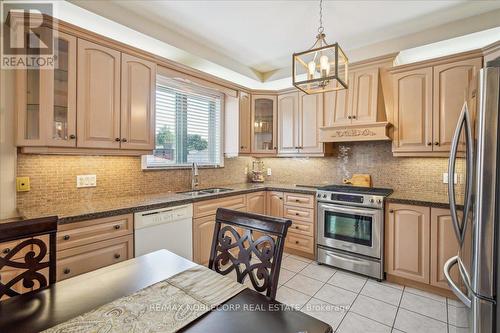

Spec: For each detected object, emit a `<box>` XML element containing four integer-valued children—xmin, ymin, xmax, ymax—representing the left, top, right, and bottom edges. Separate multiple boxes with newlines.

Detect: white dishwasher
<box><xmin>134</xmin><ymin>204</ymin><xmax>193</xmax><ymax>260</ymax></box>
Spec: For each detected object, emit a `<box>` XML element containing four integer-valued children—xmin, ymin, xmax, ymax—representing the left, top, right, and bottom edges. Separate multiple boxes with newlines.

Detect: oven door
<box><xmin>317</xmin><ymin>202</ymin><xmax>383</xmax><ymax>259</ymax></box>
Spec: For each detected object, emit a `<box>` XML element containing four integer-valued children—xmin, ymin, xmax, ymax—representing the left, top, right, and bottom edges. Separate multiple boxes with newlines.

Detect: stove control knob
<box><xmin>323</xmin><ymin>194</ymin><xmax>327</xmax><ymax>199</ymax></box>
<box><xmin>317</xmin><ymin>193</ymin><xmax>321</xmax><ymax>198</ymax></box>
<box><xmin>377</xmin><ymin>199</ymin><xmax>382</xmax><ymax>204</ymax></box>
<box><xmin>369</xmin><ymin>198</ymin><xmax>375</xmax><ymax>203</ymax></box>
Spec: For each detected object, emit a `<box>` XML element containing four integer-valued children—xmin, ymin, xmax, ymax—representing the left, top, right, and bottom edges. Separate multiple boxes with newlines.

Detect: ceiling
<box><xmin>69</xmin><ymin>0</ymin><xmax>500</xmax><ymax>86</ymax></box>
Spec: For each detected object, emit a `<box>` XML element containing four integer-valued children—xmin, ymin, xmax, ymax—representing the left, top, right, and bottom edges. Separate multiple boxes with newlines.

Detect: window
<box><xmin>143</xmin><ymin>76</ymin><xmax>223</xmax><ymax>169</ymax></box>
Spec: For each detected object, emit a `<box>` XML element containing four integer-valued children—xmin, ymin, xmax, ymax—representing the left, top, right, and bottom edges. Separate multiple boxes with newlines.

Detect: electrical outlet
<box><xmin>244</xmin><ymin>167</ymin><xmax>248</xmax><ymax>175</ymax></box>
<box><xmin>443</xmin><ymin>173</ymin><xmax>458</xmax><ymax>184</ymax></box>
<box><xmin>267</xmin><ymin>168</ymin><xmax>272</xmax><ymax>176</ymax></box>
<box><xmin>77</xmin><ymin>175</ymin><xmax>97</xmax><ymax>188</ymax></box>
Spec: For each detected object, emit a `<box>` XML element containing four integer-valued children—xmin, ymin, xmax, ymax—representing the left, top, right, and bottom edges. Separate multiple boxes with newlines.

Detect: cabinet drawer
<box><xmin>57</xmin><ymin>214</ymin><xmax>133</xmax><ymax>251</ymax></box>
<box><xmin>0</xmin><ymin>235</ymin><xmax>49</xmax><ymax>260</ymax></box>
<box><xmin>283</xmin><ymin>206</ymin><xmax>314</xmax><ymax>223</ymax></box>
<box><xmin>285</xmin><ymin>234</ymin><xmax>314</xmax><ymax>254</ymax></box>
<box><xmin>193</xmin><ymin>195</ymin><xmax>247</xmax><ymax>218</ymax></box>
<box><xmin>288</xmin><ymin>220</ymin><xmax>314</xmax><ymax>237</ymax></box>
<box><xmin>283</xmin><ymin>193</ymin><xmax>314</xmax><ymax>209</ymax></box>
<box><xmin>57</xmin><ymin>235</ymin><xmax>133</xmax><ymax>281</ymax></box>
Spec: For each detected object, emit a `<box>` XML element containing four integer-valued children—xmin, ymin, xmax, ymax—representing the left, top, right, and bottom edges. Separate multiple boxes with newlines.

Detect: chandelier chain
<box><xmin>318</xmin><ymin>0</ymin><xmax>324</xmax><ymax>34</ymax></box>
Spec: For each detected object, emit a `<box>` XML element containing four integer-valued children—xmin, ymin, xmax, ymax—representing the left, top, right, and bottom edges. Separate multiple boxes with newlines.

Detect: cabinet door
<box><xmin>277</xmin><ymin>92</ymin><xmax>299</xmax><ymax>155</ymax></box>
<box><xmin>392</xmin><ymin>67</ymin><xmax>433</xmax><ymax>152</ymax></box>
<box><xmin>239</xmin><ymin>92</ymin><xmax>251</xmax><ymax>154</ymax></box>
<box><xmin>193</xmin><ymin>215</ymin><xmax>216</xmax><ymax>266</ymax></box>
<box><xmin>299</xmin><ymin>92</ymin><xmax>324</xmax><ymax>154</ymax></box>
<box><xmin>323</xmin><ymin>91</ymin><xmax>336</xmax><ymax>127</ymax></box>
<box><xmin>266</xmin><ymin>191</ymin><xmax>283</xmax><ymax>217</ymax></box>
<box><xmin>332</xmin><ymin>73</ymin><xmax>354</xmax><ymax>125</ymax></box>
<box><xmin>77</xmin><ymin>39</ymin><xmax>121</xmax><ymax>149</ymax></box>
<box><xmin>430</xmin><ymin>208</ymin><xmax>460</xmax><ymax>289</ymax></box>
<box><xmin>120</xmin><ymin>53</ymin><xmax>156</xmax><ymax>150</ymax></box>
<box><xmin>351</xmin><ymin>67</ymin><xmax>378</xmax><ymax>123</ymax></box>
<box><xmin>247</xmin><ymin>192</ymin><xmax>266</xmax><ymax>214</ymax></box>
<box><xmin>386</xmin><ymin>203</ymin><xmax>430</xmax><ymax>283</ymax></box>
<box><xmin>15</xmin><ymin>27</ymin><xmax>52</xmax><ymax>146</ymax></box>
<box><xmin>432</xmin><ymin>58</ymin><xmax>482</xmax><ymax>152</ymax></box>
<box><xmin>251</xmin><ymin>95</ymin><xmax>277</xmax><ymax>154</ymax></box>
<box><xmin>46</xmin><ymin>32</ymin><xmax>77</xmax><ymax>147</ymax></box>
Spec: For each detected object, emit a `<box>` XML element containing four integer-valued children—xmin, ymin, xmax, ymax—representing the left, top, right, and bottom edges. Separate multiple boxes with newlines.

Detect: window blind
<box><xmin>144</xmin><ymin>77</ymin><xmax>223</xmax><ymax>169</ymax></box>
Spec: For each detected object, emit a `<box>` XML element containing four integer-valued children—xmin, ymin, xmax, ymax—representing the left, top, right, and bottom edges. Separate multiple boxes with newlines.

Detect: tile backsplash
<box><xmin>16</xmin><ymin>141</ymin><xmax>460</xmax><ymax>209</ymax></box>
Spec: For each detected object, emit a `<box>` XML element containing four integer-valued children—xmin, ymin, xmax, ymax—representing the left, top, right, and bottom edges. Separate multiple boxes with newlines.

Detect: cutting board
<box><xmin>343</xmin><ymin>174</ymin><xmax>372</xmax><ymax>187</ymax></box>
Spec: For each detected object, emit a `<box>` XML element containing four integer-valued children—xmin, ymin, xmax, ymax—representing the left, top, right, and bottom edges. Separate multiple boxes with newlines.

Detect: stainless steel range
<box><xmin>316</xmin><ymin>185</ymin><xmax>393</xmax><ymax>280</ymax></box>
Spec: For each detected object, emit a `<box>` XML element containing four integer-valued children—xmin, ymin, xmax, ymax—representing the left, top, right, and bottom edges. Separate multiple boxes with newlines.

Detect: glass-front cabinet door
<box><xmin>251</xmin><ymin>95</ymin><xmax>277</xmax><ymax>154</ymax></box>
<box><xmin>16</xmin><ymin>29</ymin><xmax>76</xmax><ymax>147</ymax></box>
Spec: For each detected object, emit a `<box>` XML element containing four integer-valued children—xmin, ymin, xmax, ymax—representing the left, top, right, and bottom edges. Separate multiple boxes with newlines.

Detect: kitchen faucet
<box><xmin>191</xmin><ymin>162</ymin><xmax>199</xmax><ymax>190</ymax></box>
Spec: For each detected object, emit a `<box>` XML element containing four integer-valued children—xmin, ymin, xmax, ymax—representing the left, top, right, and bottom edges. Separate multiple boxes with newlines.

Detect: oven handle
<box><xmin>318</xmin><ymin>202</ymin><xmax>380</xmax><ymax>216</ymax></box>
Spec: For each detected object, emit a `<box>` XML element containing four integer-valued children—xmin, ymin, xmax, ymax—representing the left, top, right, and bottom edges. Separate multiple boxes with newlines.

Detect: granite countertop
<box><xmin>18</xmin><ymin>183</ymin><xmax>318</xmax><ymax>224</ymax></box>
<box><xmin>387</xmin><ymin>191</ymin><xmax>457</xmax><ymax>209</ymax></box>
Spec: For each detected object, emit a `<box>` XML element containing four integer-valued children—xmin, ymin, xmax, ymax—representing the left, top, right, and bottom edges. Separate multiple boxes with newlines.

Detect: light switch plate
<box><xmin>77</xmin><ymin>175</ymin><xmax>97</xmax><ymax>188</ymax></box>
<box><xmin>267</xmin><ymin>168</ymin><xmax>272</xmax><ymax>176</ymax></box>
<box><xmin>443</xmin><ymin>173</ymin><xmax>458</xmax><ymax>184</ymax></box>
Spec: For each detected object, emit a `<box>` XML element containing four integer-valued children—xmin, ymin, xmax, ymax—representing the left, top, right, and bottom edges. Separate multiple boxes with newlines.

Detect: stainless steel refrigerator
<box><xmin>445</xmin><ymin>57</ymin><xmax>499</xmax><ymax>332</ymax></box>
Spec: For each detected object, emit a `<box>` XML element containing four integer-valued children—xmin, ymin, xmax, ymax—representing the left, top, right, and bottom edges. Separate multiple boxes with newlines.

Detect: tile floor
<box><xmin>249</xmin><ymin>252</ymin><xmax>467</xmax><ymax>333</ymax></box>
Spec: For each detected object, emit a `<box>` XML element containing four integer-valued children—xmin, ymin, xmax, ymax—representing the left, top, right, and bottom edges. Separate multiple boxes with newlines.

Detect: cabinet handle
<box><xmin>295</xmin><ymin>212</ymin><xmax>300</xmax><ymax>216</ymax></box>
<box><xmin>434</xmin><ymin>141</ymin><xmax>439</xmax><ymax>146</ymax></box>
<box><xmin>295</xmin><ymin>240</ymin><xmax>299</xmax><ymax>244</ymax></box>
<box><xmin>114</xmin><ymin>253</ymin><xmax>121</xmax><ymax>259</ymax></box>
<box><xmin>295</xmin><ymin>226</ymin><xmax>299</xmax><ymax>229</ymax></box>
<box><xmin>115</xmin><ymin>138</ymin><xmax>121</xmax><ymax>142</ymax></box>
<box><xmin>63</xmin><ymin>235</ymin><xmax>70</xmax><ymax>241</ymax></box>
<box><xmin>240</xmin><ymin>146</ymin><xmax>245</xmax><ymax>149</ymax></box>
<box><xmin>352</xmin><ymin>115</ymin><xmax>356</xmax><ymax>119</ymax></box>
<box><xmin>427</xmin><ymin>142</ymin><xmax>432</xmax><ymax>146</ymax></box>
<box><xmin>279</xmin><ymin>197</ymin><xmax>283</xmax><ymax>200</ymax></box>
<box><xmin>114</xmin><ymin>225</ymin><xmax>121</xmax><ymax>230</ymax></box>
<box><xmin>63</xmin><ymin>268</ymin><xmax>71</xmax><ymax>274</ymax></box>
<box><xmin>121</xmin><ymin>138</ymin><xmax>127</xmax><ymax>143</ymax></box>
<box><xmin>389</xmin><ymin>209</ymin><xmax>394</xmax><ymax>213</ymax></box>
<box><xmin>273</xmin><ymin>147</ymin><xmax>277</xmax><ymax>149</ymax></box>
<box><xmin>348</xmin><ymin>116</ymin><xmax>352</xmax><ymax>119</ymax></box>
<box><xmin>69</xmin><ymin>134</ymin><xmax>76</xmax><ymax>139</ymax></box>
<box><xmin>2</xmin><ymin>248</ymin><xmax>10</xmax><ymax>254</ymax></box>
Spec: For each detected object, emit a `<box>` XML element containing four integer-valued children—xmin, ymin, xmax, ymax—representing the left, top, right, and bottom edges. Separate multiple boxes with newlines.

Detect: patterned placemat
<box><xmin>43</xmin><ymin>265</ymin><xmax>246</xmax><ymax>333</ymax></box>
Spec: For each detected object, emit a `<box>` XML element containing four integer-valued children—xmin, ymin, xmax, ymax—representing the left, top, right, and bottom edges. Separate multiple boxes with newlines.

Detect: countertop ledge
<box><xmin>17</xmin><ymin>183</ymin><xmax>317</xmax><ymax>225</ymax></box>
<box><xmin>386</xmin><ymin>192</ymin><xmax>460</xmax><ymax>209</ymax></box>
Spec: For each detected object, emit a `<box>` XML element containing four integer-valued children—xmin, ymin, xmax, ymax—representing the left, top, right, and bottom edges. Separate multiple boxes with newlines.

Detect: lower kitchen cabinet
<box><xmin>55</xmin><ymin>214</ymin><xmax>134</xmax><ymax>281</ymax></box>
<box><xmin>266</xmin><ymin>191</ymin><xmax>284</xmax><ymax>217</ymax></box>
<box><xmin>247</xmin><ymin>191</ymin><xmax>266</xmax><ymax>214</ymax></box>
<box><xmin>57</xmin><ymin>235</ymin><xmax>133</xmax><ymax>281</ymax></box>
<box><xmin>386</xmin><ymin>202</ymin><xmax>459</xmax><ymax>293</ymax></box>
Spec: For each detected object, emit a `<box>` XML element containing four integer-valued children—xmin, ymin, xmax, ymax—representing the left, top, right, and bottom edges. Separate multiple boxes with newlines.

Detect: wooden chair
<box><xmin>0</xmin><ymin>216</ymin><xmax>57</xmax><ymax>299</ymax></box>
<box><xmin>209</xmin><ymin>208</ymin><xmax>292</xmax><ymax>300</ymax></box>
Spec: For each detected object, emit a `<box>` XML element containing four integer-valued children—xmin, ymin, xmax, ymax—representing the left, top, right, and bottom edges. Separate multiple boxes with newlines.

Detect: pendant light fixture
<box><xmin>292</xmin><ymin>0</ymin><xmax>348</xmax><ymax>94</ymax></box>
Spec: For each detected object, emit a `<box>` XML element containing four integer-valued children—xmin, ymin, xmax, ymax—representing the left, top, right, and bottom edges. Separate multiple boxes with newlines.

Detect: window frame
<box><xmin>142</xmin><ymin>76</ymin><xmax>225</xmax><ymax>170</ymax></box>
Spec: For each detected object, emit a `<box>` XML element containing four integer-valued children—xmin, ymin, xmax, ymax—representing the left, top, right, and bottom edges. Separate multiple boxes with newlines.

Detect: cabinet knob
<box><xmin>114</xmin><ymin>225</ymin><xmax>121</xmax><ymax>230</ymax></box>
<box><xmin>273</xmin><ymin>147</ymin><xmax>277</xmax><ymax>149</ymax></box>
<box><xmin>2</xmin><ymin>248</ymin><xmax>10</xmax><ymax>254</ymax></box>
<box><xmin>434</xmin><ymin>141</ymin><xmax>439</xmax><ymax>146</ymax></box>
<box><xmin>63</xmin><ymin>235</ymin><xmax>70</xmax><ymax>241</ymax></box>
<box><xmin>295</xmin><ymin>241</ymin><xmax>299</xmax><ymax>244</ymax></box>
<box><xmin>114</xmin><ymin>253</ymin><xmax>121</xmax><ymax>259</ymax></box>
<box><xmin>240</xmin><ymin>146</ymin><xmax>244</xmax><ymax>149</ymax></box>
<box><xmin>295</xmin><ymin>212</ymin><xmax>300</xmax><ymax>216</ymax></box>
<box><xmin>348</xmin><ymin>116</ymin><xmax>352</xmax><ymax>119</ymax></box>
<box><xmin>121</xmin><ymin>138</ymin><xmax>127</xmax><ymax>143</ymax></box>
<box><xmin>427</xmin><ymin>142</ymin><xmax>432</xmax><ymax>146</ymax></box>
<box><xmin>115</xmin><ymin>138</ymin><xmax>121</xmax><ymax>142</ymax></box>
<box><xmin>279</xmin><ymin>197</ymin><xmax>283</xmax><ymax>200</ymax></box>
<box><xmin>63</xmin><ymin>268</ymin><xmax>71</xmax><ymax>274</ymax></box>
<box><xmin>389</xmin><ymin>209</ymin><xmax>394</xmax><ymax>213</ymax></box>
<box><xmin>69</xmin><ymin>134</ymin><xmax>76</xmax><ymax>139</ymax></box>
<box><xmin>295</xmin><ymin>226</ymin><xmax>299</xmax><ymax>229</ymax></box>
<box><xmin>352</xmin><ymin>115</ymin><xmax>356</xmax><ymax>119</ymax></box>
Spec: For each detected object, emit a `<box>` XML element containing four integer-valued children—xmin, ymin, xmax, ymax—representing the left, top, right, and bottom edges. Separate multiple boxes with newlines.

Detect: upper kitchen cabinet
<box><xmin>77</xmin><ymin>39</ymin><xmax>121</xmax><ymax>149</ymax></box>
<box><xmin>16</xmin><ymin>30</ymin><xmax>77</xmax><ymax>147</ymax></box>
<box><xmin>391</xmin><ymin>53</ymin><xmax>482</xmax><ymax>156</ymax></box>
<box><xmin>251</xmin><ymin>95</ymin><xmax>277</xmax><ymax>155</ymax></box>
<box><xmin>120</xmin><ymin>54</ymin><xmax>156</xmax><ymax>150</ymax></box>
<box><xmin>277</xmin><ymin>91</ymin><xmax>327</xmax><ymax>156</ymax></box>
<box><xmin>321</xmin><ymin>57</ymin><xmax>393</xmax><ymax>143</ymax></box>
<box><xmin>238</xmin><ymin>92</ymin><xmax>251</xmax><ymax>154</ymax></box>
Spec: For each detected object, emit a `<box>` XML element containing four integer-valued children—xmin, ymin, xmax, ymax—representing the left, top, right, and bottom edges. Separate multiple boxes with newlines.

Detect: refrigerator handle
<box><xmin>444</xmin><ymin>256</ymin><xmax>472</xmax><ymax>308</ymax></box>
<box><xmin>448</xmin><ymin>102</ymin><xmax>474</xmax><ymax>245</ymax></box>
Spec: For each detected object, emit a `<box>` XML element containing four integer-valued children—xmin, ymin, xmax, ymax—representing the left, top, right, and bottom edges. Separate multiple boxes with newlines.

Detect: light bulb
<box><xmin>320</xmin><ymin>55</ymin><xmax>330</xmax><ymax>77</ymax></box>
<box><xmin>307</xmin><ymin>61</ymin><xmax>316</xmax><ymax>79</ymax></box>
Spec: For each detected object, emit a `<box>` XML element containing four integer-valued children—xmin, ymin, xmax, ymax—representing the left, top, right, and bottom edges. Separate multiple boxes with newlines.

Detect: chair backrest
<box><xmin>209</xmin><ymin>208</ymin><xmax>292</xmax><ymax>300</ymax></box>
<box><xmin>0</xmin><ymin>216</ymin><xmax>58</xmax><ymax>299</ymax></box>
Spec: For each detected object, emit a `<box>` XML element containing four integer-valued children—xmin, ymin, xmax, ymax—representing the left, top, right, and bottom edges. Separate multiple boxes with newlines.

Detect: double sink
<box><xmin>177</xmin><ymin>187</ymin><xmax>233</xmax><ymax>197</ymax></box>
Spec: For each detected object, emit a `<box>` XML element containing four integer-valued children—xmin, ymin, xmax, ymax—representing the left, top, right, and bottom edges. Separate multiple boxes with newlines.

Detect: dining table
<box><xmin>0</xmin><ymin>249</ymin><xmax>333</xmax><ymax>333</ymax></box>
